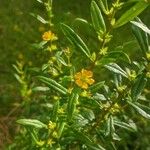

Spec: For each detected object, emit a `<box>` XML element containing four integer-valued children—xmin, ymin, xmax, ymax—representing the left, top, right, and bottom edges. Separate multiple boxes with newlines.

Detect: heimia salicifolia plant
<box><xmin>12</xmin><ymin>0</ymin><xmax>150</xmax><ymax>149</ymax></box>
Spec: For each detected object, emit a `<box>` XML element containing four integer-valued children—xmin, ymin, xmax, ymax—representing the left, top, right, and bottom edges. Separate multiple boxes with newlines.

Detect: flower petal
<box><xmin>87</xmin><ymin>78</ymin><xmax>95</xmax><ymax>85</ymax></box>
<box><xmin>74</xmin><ymin>72</ymin><xmax>82</xmax><ymax>79</ymax></box>
<box><xmin>81</xmin><ymin>83</ymin><xmax>88</xmax><ymax>89</ymax></box>
<box><xmin>75</xmin><ymin>79</ymin><xmax>83</xmax><ymax>87</ymax></box>
<box><xmin>82</xmin><ymin>69</ymin><xmax>93</xmax><ymax>77</ymax></box>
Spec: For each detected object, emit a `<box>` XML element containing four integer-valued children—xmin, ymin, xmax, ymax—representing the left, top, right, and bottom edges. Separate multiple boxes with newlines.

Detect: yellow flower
<box><xmin>48</xmin><ymin>121</ymin><xmax>56</xmax><ymax>130</ymax></box>
<box><xmin>99</xmin><ymin>47</ymin><xmax>108</xmax><ymax>55</ymax></box>
<box><xmin>52</xmin><ymin>131</ymin><xmax>58</xmax><ymax>138</ymax></box>
<box><xmin>74</xmin><ymin>69</ymin><xmax>95</xmax><ymax>89</ymax></box>
<box><xmin>42</xmin><ymin>31</ymin><xmax>58</xmax><ymax>41</ymax></box>
<box><xmin>47</xmin><ymin>138</ymin><xmax>55</xmax><ymax>146</ymax></box>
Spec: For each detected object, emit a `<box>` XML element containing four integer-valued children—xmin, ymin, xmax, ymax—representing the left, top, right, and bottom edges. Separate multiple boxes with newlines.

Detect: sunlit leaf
<box><xmin>132</xmin><ymin>18</ymin><xmax>149</xmax><ymax>54</ymax></box>
<box><xmin>96</xmin><ymin>0</ymin><xmax>108</xmax><ymax>14</ymax></box>
<box><xmin>89</xmin><ymin>81</ymin><xmax>105</xmax><ymax>92</ymax></box>
<box><xmin>52</xmin><ymin>101</ymin><xmax>59</xmax><ymax>121</ymax></box>
<box><xmin>37</xmin><ymin>76</ymin><xmax>68</xmax><ymax>95</ymax></box>
<box><xmin>114</xmin><ymin>120</ymin><xmax>137</xmax><ymax>132</ymax></box>
<box><xmin>61</xmin><ymin>23</ymin><xmax>91</xmax><ymax>58</ymax></box>
<box><xmin>30</xmin><ymin>13</ymin><xmax>48</xmax><ymax>24</ymax></box>
<box><xmin>131</xmin><ymin>74</ymin><xmax>147</xmax><ymax>101</ymax></box>
<box><xmin>105</xmin><ymin>63</ymin><xmax>128</xmax><ymax>78</ymax></box>
<box><xmin>114</xmin><ymin>1</ymin><xmax>149</xmax><ymax>28</ymax></box>
<box><xmin>128</xmin><ymin>101</ymin><xmax>150</xmax><ymax>119</ymax></box>
<box><xmin>131</xmin><ymin>20</ymin><xmax>150</xmax><ymax>35</ymax></box>
<box><xmin>91</xmin><ymin>1</ymin><xmax>106</xmax><ymax>33</ymax></box>
<box><xmin>32</xmin><ymin>86</ymin><xmax>50</xmax><ymax>92</ymax></box>
<box><xmin>67</xmin><ymin>93</ymin><xmax>79</xmax><ymax>120</ymax></box>
<box><xmin>17</xmin><ymin>119</ymin><xmax>47</xmax><ymax>129</ymax></box>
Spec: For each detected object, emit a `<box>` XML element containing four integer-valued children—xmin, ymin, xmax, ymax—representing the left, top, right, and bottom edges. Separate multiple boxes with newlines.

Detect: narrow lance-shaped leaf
<box><xmin>30</xmin><ymin>130</ymin><xmax>39</xmax><ymax>144</ymax></box>
<box><xmin>30</xmin><ymin>13</ymin><xmax>48</xmax><ymax>24</ymax></box>
<box><xmin>127</xmin><ymin>101</ymin><xmax>150</xmax><ymax>119</ymax></box>
<box><xmin>67</xmin><ymin>93</ymin><xmax>79</xmax><ymax>120</ymax></box>
<box><xmin>55</xmin><ymin>52</ymin><xmax>68</xmax><ymax>66</ymax></box>
<box><xmin>36</xmin><ymin>0</ymin><xmax>43</xmax><ymax>4</ymax></box>
<box><xmin>57</xmin><ymin>122</ymin><xmax>66</xmax><ymax>138</ymax></box>
<box><xmin>37</xmin><ymin>76</ymin><xmax>68</xmax><ymax>95</ymax></box>
<box><xmin>105</xmin><ymin>115</ymin><xmax>115</xmax><ymax>136</ymax></box>
<box><xmin>131</xmin><ymin>74</ymin><xmax>147</xmax><ymax>101</ymax></box>
<box><xmin>17</xmin><ymin>119</ymin><xmax>47</xmax><ymax>129</ymax></box>
<box><xmin>73</xmin><ymin>129</ymin><xmax>106</xmax><ymax>150</ymax></box>
<box><xmin>32</xmin><ymin>86</ymin><xmax>50</xmax><ymax>92</ymax></box>
<box><xmin>135</xmin><ymin>102</ymin><xmax>150</xmax><ymax>112</ymax></box>
<box><xmin>61</xmin><ymin>23</ymin><xmax>91</xmax><ymax>58</ymax></box>
<box><xmin>96</xmin><ymin>0</ymin><xmax>108</xmax><ymax>14</ymax></box>
<box><xmin>91</xmin><ymin>1</ymin><xmax>106</xmax><ymax>33</ymax></box>
<box><xmin>52</xmin><ymin>101</ymin><xmax>59</xmax><ymax>122</ymax></box>
<box><xmin>105</xmin><ymin>63</ymin><xmax>128</xmax><ymax>78</ymax></box>
<box><xmin>114</xmin><ymin>120</ymin><xmax>137</xmax><ymax>132</ymax></box>
<box><xmin>131</xmin><ymin>21</ymin><xmax>150</xmax><ymax>35</ymax></box>
<box><xmin>14</xmin><ymin>73</ymin><xmax>23</xmax><ymax>84</ymax></box>
<box><xmin>89</xmin><ymin>81</ymin><xmax>105</xmax><ymax>93</ymax></box>
<box><xmin>114</xmin><ymin>1</ymin><xmax>149</xmax><ymax>28</ymax></box>
<box><xmin>132</xmin><ymin>18</ymin><xmax>149</xmax><ymax>54</ymax></box>
<box><xmin>74</xmin><ymin>18</ymin><xmax>92</xmax><ymax>27</ymax></box>
<box><xmin>98</xmin><ymin>51</ymin><xmax>131</xmax><ymax>65</ymax></box>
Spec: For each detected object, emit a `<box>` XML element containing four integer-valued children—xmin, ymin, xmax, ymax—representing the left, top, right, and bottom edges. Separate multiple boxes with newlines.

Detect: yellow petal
<box><xmin>87</xmin><ymin>78</ymin><xmax>95</xmax><ymax>85</ymax></box>
<box><xmin>81</xmin><ymin>83</ymin><xmax>88</xmax><ymax>89</ymax></box>
<box><xmin>82</xmin><ymin>69</ymin><xmax>93</xmax><ymax>77</ymax></box>
<box><xmin>75</xmin><ymin>79</ymin><xmax>83</xmax><ymax>87</ymax></box>
<box><xmin>74</xmin><ymin>72</ymin><xmax>82</xmax><ymax>79</ymax></box>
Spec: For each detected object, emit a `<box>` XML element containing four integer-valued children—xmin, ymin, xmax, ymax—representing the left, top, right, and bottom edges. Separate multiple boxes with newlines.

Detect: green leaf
<box><xmin>55</xmin><ymin>52</ymin><xmax>68</xmax><ymax>66</ymax></box>
<box><xmin>67</xmin><ymin>93</ymin><xmax>79</xmax><ymax>120</ymax></box>
<box><xmin>105</xmin><ymin>116</ymin><xmax>115</xmax><ymax>136</ymax></box>
<box><xmin>114</xmin><ymin>120</ymin><xmax>137</xmax><ymax>132</ymax></box>
<box><xmin>127</xmin><ymin>101</ymin><xmax>150</xmax><ymax>119</ymax></box>
<box><xmin>37</xmin><ymin>76</ymin><xmax>68</xmax><ymax>95</ymax></box>
<box><xmin>131</xmin><ymin>21</ymin><xmax>150</xmax><ymax>35</ymax></box>
<box><xmin>135</xmin><ymin>102</ymin><xmax>150</xmax><ymax>112</ymax></box>
<box><xmin>107</xmin><ymin>51</ymin><xmax>131</xmax><ymax>63</ymax></box>
<box><xmin>91</xmin><ymin>1</ymin><xmax>106</xmax><ymax>33</ymax></box>
<box><xmin>61</xmin><ymin>23</ymin><xmax>91</xmax><ymax>58</ymax></box>
<box><xmin>89</xmin><ymin>81</ymin><xmax>105</xmax><ymax>92</ymax></box>
<box><xmin>30</xmin><ymin>13</ymin><xmax>48</xmax><ymax>24</ymax></box>
<box><xmin>17</xmin><ymin>119</ymin><xmax>47</xmax><ymax>129</ymax></box>
<box><xmin>96</xmin><ymin>0</ymin><xmax>108</xmax><ymax>14</ymax></box>
<box><xmin>131</xmin><ymin>74</ymin><xmax>147</xmax><ymax>101</ymax></box>
<box><xmin>105</xmin><ymin>63</ymin><xmax>128</xmax><ymax>78</ymax></box>
<box><xmin>32</xmin><ymin>86</ymin><xmax>50</xmax><ymax>92</ymax></box>
<box><xmin>73</xmin><ymin>129</ymin><xmax>106</xmax><ymax>150</ymax></box>
<box><xmin>32</xmin><ymin>41</ymin><xmax>47</xmax><ymax>49</ymax></box>
<box><xmin>114</xmin><ymin>1</ymin><xmax>149</xmax><ymax>28</ymax></box>
<box><xmin>81</xmin><ymin>108</ymin><xmax>95</xmax><ymax>121</ymax></box>
<box><xmin>30</xmin><ymin>129</ymin><xmax>39</xmax><ymax>143</ymax></box>
<box><xmin>36</xmin><ymin>0</ymin><xmax>43</xmax><ymax>3</ymax></box>
<box><xmin>98</xmin><ymin>51</ymin><xmax>131</xmax><ymax>65</ymax></box>
<box><xmin>57</xmin><ymin>122</ymin><xmax>66</xmax><ymax>138</ymax></box>
<box><xmin>132</xmin><ymin>18</ymin><xmax>149</xmax><ymax>53</ymax></box>
<box><xmin>93</xmin><ymin>93</ymin><xmax>107</xmax><ymax>101</ymax></box>
<box><xmin>14</xmin><ymin>73</ymin><xmax>23</xmax><ymax>84</ymax></box>
<box><xmin>12</xmin><ymin>64</ymin><xmax>22</xmax><ymax>74</ymax></box>
<box><xmin>88</xmin><ymin>144</ymin><xmax>106</xmax><ymax>150</ymax></box>
<box><xmin>52</xmin><ymin>101</ymin><xmax>59</xmax><ymax>122</ymax></box>
<box><xmin>74</xmin><ymin>18</ymin><xmax>91</xmax><ymax>27</ymax></box>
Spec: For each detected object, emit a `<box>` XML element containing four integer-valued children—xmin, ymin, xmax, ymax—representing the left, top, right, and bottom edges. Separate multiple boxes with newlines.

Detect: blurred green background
<box><xmin>0</xmin><ymin>0</ymin><xmax>149</xmax><ymax>148</ymax></box>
